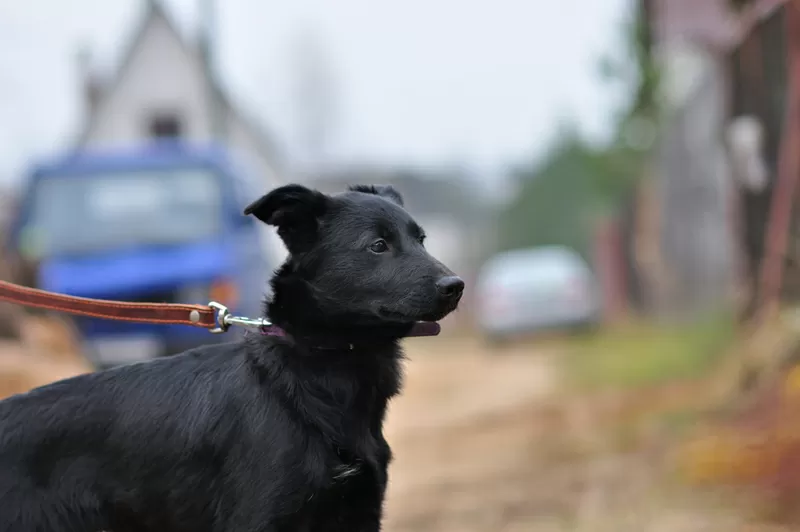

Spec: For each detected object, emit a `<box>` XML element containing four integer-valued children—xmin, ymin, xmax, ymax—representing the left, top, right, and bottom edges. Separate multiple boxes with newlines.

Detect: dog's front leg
<box><xmin>319</xmin><ymin>440</ymin><xmax>391</xmax><ymax>532</ymax></box>
<box><xmin>317</xmin><ymin>495</ymin><xmax>383</xmax><ymax>532</ymax></box>
<box><xmin>221</xmin><ymin>483</ymin><xmax>317</xmax><ymax>532</ymax></box>
<box><xmin>375</xmin><ymin>436</ymin><xmax>391</xmax><ymax>501</ymax></box>
<box><xmin>221</xmin><ymin>514</ymin><xmax>278</xmax><ymax>532</ymax></box>
<box><xmin>351</xmin><ymin>435</ymin><xmax>392</xmax><ymax>532</ymax></box>
<box><xmin>221</xmin><ymin>497</ymin><xmax>286</xmax><ymax>532</ymax></box>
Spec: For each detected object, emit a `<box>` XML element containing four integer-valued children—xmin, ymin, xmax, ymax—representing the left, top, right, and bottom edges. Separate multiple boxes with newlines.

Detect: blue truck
<box><xmin>7</xmin><ymin>142</ymin><xmax>279</xmax><ymax>369</ymax></box>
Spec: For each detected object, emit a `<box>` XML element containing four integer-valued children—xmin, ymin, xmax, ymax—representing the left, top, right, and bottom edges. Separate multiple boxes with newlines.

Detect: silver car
<box><xmin>475</xmin><ymin>246</ymin><xmax>601</xmax><ymax>342</ymax></box>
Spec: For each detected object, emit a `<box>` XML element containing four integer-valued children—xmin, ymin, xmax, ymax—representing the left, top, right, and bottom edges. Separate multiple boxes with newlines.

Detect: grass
<box><xmin>565</xmin><ymin>313</ymin><xmax>736</xmax><ymax>390</ymax></box>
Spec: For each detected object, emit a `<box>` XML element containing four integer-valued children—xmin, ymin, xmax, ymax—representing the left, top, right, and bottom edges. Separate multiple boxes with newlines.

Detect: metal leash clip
<box><xmin>208</xmin><ymin>301</ymin><xmax>272</xmax><ymax>334</ymax></box>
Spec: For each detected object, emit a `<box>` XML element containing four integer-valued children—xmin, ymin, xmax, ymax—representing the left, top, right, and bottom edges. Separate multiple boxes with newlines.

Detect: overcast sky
<box><xmin>0</xmin><ymin>0</ymin><xmax>630</xmax><ymax>187</ymax></box>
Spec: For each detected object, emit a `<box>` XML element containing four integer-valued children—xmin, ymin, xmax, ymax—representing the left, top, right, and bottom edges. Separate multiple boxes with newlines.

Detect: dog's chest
<box><xmin>292</xmin><ymin>447</ymin><xmax>385</xmax><ymax>528</ymax></box>
<box><xmin>331</xmin><ymin>447</ymin><xmax>366</xmax><ymax>482</ymax></box>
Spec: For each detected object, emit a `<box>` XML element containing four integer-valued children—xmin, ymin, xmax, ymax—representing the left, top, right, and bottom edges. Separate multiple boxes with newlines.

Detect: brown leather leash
<box><xmin>0</xmin><ymin>280</ymin><xmax>219</xmax><ymax>329</ymax></box>
<box><xmin>0</xmin><ymin>280</ymin><xmax>441</xmax><ymax>337</ymax></box>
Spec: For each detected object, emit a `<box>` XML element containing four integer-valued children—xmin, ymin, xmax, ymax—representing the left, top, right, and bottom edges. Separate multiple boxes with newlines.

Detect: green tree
<box><xmin>497</xmin><ymin>133</ymin><xmax>598</xmax><ymax>259</ymax></box>
<box><xmin>495</xmin><ymin>0</ymin><xmax>661</xmax><ymax>259</ymax></box>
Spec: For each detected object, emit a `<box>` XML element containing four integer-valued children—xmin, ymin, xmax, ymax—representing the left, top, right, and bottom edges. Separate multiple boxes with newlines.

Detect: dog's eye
<box><xmin>418</xmin><ymin>234</ymin><xmax>426</xmax><ymax>245</ymax></box>
<box><xmin>369</xmin><ymin>239</ymin><xmax>389</xmax><ymax>254</ymax></box>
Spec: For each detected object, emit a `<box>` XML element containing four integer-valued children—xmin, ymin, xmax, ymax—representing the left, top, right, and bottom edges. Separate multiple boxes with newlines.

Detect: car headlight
<box><xmin>209</xmin><ymin>279</ymin><xmax>239</xmax><ymax>309</ymax></box>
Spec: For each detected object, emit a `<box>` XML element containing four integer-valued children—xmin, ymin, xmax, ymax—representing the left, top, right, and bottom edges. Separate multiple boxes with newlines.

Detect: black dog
<box><xmin>0</xmin><ymin>184</ymin><xmax>463</xmax><ymax>532</ymax></box>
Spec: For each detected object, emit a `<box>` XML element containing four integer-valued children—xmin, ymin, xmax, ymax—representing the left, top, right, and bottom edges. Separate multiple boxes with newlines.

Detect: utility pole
<box><xmin>199</xmin><ymin>0</ymin><xmax>225</xmax><ymax>143</ymax></box>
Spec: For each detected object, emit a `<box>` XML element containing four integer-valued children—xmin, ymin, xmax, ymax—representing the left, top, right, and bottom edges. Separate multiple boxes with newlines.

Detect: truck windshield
<box><xmin>22</xmin><ymin>168</ymin><xmax>223</xmax><ymax>257</ymax></box>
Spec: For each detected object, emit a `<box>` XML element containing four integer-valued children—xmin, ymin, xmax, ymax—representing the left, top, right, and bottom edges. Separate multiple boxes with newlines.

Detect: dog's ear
<box><xmin>348</xmin><ymin>184</ymin><xmax>404</xmax><ymax>207</ymax></box>
<box><xmin>244</xmin><ymin>184</ymin><xmax>328</xmax><ymax>227</ymax></box>
<box><xmin>244</xmin><ymin>185</ymin><xmax>328</xmax><ymax>253</ymax></box>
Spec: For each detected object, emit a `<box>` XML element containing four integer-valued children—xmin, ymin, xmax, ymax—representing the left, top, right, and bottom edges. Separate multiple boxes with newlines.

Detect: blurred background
<box><xmin>3</xmin><ymin>0</ymin><xmax>800</xmax><ymax>530</ymax></box>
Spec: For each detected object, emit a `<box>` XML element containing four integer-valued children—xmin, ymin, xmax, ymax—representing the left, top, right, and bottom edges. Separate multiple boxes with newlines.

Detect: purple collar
<box><xmin>259</xmin><ymin>325</ymin><xmax>288</xmax><ymax>338</ymax></box>
<box><xmin>257</xmin><ymin>321</ymin><xmax>441</xmax><ymax>350</ymax></box>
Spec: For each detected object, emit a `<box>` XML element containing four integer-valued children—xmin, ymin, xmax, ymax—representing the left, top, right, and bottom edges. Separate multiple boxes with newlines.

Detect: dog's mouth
<box><xmin>377</xmin><ymin>308</ymin><xmax>417</xmax><ymax>322</ymax></box>
<box><xmin>378</xmin><ymin>297</ymin><xmax>461</xmax><ymax>323</ymax></box>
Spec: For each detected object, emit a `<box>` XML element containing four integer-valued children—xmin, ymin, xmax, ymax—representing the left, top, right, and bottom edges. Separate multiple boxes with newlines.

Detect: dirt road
<box><xmin>383</xmin><ymin>335</ymin><xmax>561</xmax><ymax>532</ymax></box>
<box><xmin>0</xmin><ymin>329</ymin><xmax>759</xmax><ymax>530</ymax></box>
<box><xmin>381</xmin><ymin>335</ymin><xmax>753</xmax><ymax>532</ymax></box>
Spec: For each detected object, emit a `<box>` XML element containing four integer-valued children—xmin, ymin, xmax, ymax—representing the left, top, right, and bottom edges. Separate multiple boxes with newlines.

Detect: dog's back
<box><xmin>0</xmin><ymin>343</ymin><xmax>249</xmax><ymax>532</ymax></box>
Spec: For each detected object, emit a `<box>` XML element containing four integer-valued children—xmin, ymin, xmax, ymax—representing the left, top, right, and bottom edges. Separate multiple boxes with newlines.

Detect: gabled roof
<box><xmin>74</xmin><ymin>0</ymin><xmax>283</xmax><ymax>169</ymax></box>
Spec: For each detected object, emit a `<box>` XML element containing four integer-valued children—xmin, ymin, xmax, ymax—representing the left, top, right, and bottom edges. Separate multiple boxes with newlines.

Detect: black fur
<box><xmin>0</xmin><ymin>184</ymin><xmax>464</xmax><ymax>532</ymax></box>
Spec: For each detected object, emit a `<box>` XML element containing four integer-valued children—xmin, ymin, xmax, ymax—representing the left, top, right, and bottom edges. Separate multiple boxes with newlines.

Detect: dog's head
<box><xmin>245</xmin><ymin>184</ymin><xmax>463</xmax><ymax>326</ymax></box>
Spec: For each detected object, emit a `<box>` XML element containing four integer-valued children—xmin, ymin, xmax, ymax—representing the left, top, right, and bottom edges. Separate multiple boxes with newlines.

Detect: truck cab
<box><xmin>7</xmin><ymin>142</ymin><xmax>280</xmax><ymax>369</ymax></box>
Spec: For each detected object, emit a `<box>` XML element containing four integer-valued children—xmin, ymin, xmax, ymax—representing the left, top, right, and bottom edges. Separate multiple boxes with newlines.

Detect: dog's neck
<box><xmin>265</xmin><ymin>263</ymin><xmax>414</xmax><ymax>351</ymax></box>
<box><xmin>258</xmin><ymin>263</ymin><xmax>404</xmax><ymax>454</ymax></box>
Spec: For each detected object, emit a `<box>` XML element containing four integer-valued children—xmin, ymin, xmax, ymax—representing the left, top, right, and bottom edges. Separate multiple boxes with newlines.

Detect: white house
<box><xmin>74</xmin><ymin>0</ymin><xmax>281</xmax><ymax>186</ymax></box>
<box><xmin>74</xmin><ymin>0</ymin><xmax>286</xmax><ymax>261</ymax></box>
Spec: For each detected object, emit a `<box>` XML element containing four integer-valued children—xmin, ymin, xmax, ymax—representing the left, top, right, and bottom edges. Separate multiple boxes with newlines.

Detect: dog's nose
<box><xmin>436</xmin><ymin>276</ymin><xmax>465</xmax><ymax>298</ymax></box>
